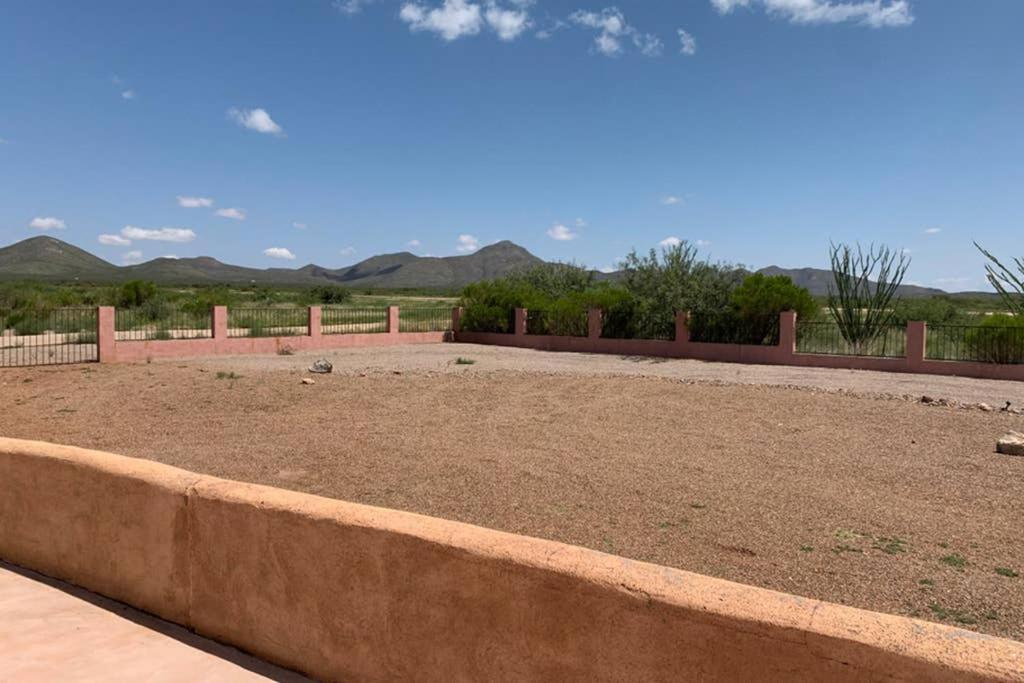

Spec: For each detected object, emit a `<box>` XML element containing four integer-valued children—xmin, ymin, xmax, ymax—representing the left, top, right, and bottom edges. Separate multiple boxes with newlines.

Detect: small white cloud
<box><xmin>121</xmin><ymin>89</ymin><xmax>135</xmax><ymax>100</ymax></box>
<box><xmin>264</xmin><ymin>247</ymin><xmax>296</xmax><ymax>260</ymax></box>
<box><xmin>570</xmin><ymin>8</ymin><xmax>659</xmax><ymax>57</ymax></box>
<box><xmin>98</xmin><ymin>234</ymin><xmax>132</xmax><ymax>246</ymax></box>
<box><xmin>695</xmin><ymin>239</ymin><xmax>712</xmax><ymax>247</ymax></box>
<box><xmin>933</xmin><ymin>276</ymin><xmax>971</xmax><ymax>286</ymax></box>
<box><xmin>121</xmin><ymin>226</ymin><xmax>196</xmax><ymax>243</ymax></box>
<box><xmin>400</xmin><ymin>0</ymin><xmax>483</xmax><ymax>41</ymax></box>
<box><xmin>710</xmin><ymin>0</ymin><xmax>914</xmax><ymax>28</ymax></box>
<box><xmin>177</xmin><ymin>196</ymin><xmax>214</xmax><ymax>208</ymax></box>
<box><xmin>215</xmin><ymin>207</ymin><xmax>247</xmax><ymax>220</ymax></box>
<box><xmin>407</xmin><ymin>239</ymin><xmax>422</xmax><ymax>247</ymax></box>
<box><xmin>923</xmin><ymin>227</ymin><xmax>941</xmax><ymax>235</ymax></box>
<box><xmin>659</xmin><ymin>236</ymin><xmax>682</xmax><ymax>248</ymax></box>
<box><xmin>677</xmin><ymin>29</ymin><xmax>697</xmax><ymax>55</ymax></box>
<box><xmin>485</xmin><ymin>2</ymin><xmax>531</xmax><ymax>40</ymax></box>
<box><xmin>574</xmin><ymin>218</ymin><xmax>587</xmax><ymax>228</ymax></box>
<box><xmin>29</xmin><ymin>216</ymin><xmax>66</xmax><ymax>231</ymax></box>
<box><xmin>661</xmin><ymin>195</ymin><xmax>682</xmax><ymax>205</ymax></box>
<box><xmin>292</xmin><ymin>222</ymin><xmax>307</xmax><ymax>230</ymax></box>
<box><xmin>334</xmin><ymin>0</ymin><xmax>374</xmax><ymax>13</ymax></box>
<box><xmin>456</xmin><ymin>233</ymin><xmax>480</xmax><ymax>253</ymax></box>
<box><xmin>340</xmin><ymin>246</ymin><xmax>357</xmax><ymax>256</ymax></box>
<box><xmin>228</xmin><ymin>107</ymin><xmax>284</xmax><ymax>135</ymax></box>
<box><xmin>547</xmin><ymin>223</ymin><xmax>579</xmax><ymax>241</ymax></box>
<box><xmin>161</xmin><ymin>254</ymin><xmax>179</xmax><ymax>259</ymax></box>
<box><xmin>122</xmin><ymin>250</ymin><xmax>144</xmax><ymax>265</ymax></box>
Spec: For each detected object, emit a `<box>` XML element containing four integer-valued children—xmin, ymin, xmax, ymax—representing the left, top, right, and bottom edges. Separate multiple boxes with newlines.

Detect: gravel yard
<box><xmin>2</xmin><ymin>343</ymin><xmax>1023</xmax><ymax>639</ymax></box>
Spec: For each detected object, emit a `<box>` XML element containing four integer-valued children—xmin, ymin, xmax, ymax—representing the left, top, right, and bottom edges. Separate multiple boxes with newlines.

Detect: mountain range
<box><xmin>0</xmin><ymin>235</ymin><xmax>952</xmax><ymax>297</ymax></box>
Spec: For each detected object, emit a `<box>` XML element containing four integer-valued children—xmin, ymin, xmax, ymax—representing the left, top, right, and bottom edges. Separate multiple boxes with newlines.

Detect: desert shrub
<box><xmin>892</xmin><ymin>296</ymin><xmax>968</xmax><ymax>326</ymax></box>
<box><xmin>505</xmin><ymin>262</ymin><xmax>595</xmax><ymax>299</ymax></box>
<box><xmin>309</xmin><ymin>285</ymin><xmax>351</xmax><ymax>305</ymax></box>
<box><xmin>117</xmin><ymin>280</ymin><xmax>159</xmax><ymax>308</ymax></box>
<box><xmin>705</xmin><ymin>273</ymin><xmax>818</xmax><ymax>344</ymax></box>
<box><xmin>458</xmin><ymin>279</ymin><xmax>546</xmax><ymax>333</ymax></box>
<box><xmin>965</xmin><ymin>315</ymin><xmax>1024</xmax><ymax>364</ymax></box>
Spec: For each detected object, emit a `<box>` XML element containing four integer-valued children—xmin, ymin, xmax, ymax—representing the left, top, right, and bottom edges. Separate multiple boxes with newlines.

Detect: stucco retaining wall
<box><xmin>1</xmin><ymin>437</ymin><xmax>1022</xmax><ymax>681</ymax></box>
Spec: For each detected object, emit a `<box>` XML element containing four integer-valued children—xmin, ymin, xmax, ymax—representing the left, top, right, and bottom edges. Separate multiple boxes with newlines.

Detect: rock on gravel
<box><xmin>997</xmin><ymin>431</ymin><xmax>1024</xmax><ymax>456</ymax></box>
<box><xmin>301</xmin><ymin>378</ymin><xmax>316</xmax><ymax>385</ymax></box>
<box><xmin>309</xmin><ymin>359</ymin><xmax>333</xmax><ymax>374</ymax></box>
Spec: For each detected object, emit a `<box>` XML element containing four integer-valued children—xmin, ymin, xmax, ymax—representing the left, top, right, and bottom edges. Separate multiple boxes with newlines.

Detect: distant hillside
<box><xmin>756</xmin><ymin>266</ymin><xmax>945</xmax><ymax>299</ymax></box>
<box><xmin>0</xmin><ymin>237</ymin><xmax>543</xmax><ymax>289</ymax></box>
<box><xmin>0</xmin><ymin>236</ymin><xmax>984</xmax><ymax>298</ymax></box>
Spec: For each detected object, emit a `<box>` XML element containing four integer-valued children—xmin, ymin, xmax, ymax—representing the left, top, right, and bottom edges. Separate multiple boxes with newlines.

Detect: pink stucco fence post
<box><xmin>514</xmin><ymin>308</ymin><xmax>527</xmax><ymax>336</ymax></box>
<box><xmin>587</xmin><ymin>308</ymin><xmax>602</xmax><ymax>339</ymax></box>
<box><xmin>387</xmin><ymin>306</ymin><xmax>400</xmax><ymax>335</ymax></box>
<box><xmin>778</xmin><ymin>311</ymin><xmax>797</xmax><ymax>359</ymax></box>
<box><xmin>906</xmin><ymin>321</ymin><xmax>926</xmax><ymax>371</ymax></box>
<box><xmin>451</xmin><ymin>307</ymin><xmax>464</xmax><ymax>333</ymax></box>
<box><xmin>212</xmin><ymin>306</ymin><xmax>229</xmax><ymax>339</ymax></box>
<box><xmin>97</xmin><ymin>306</ymin><xmax>116</xmax><ymax>363</ymax></box>
<box><xmin>308</xmin><ymin>306</ymin><xmax>322</xmax><ymax>339</ymax></box>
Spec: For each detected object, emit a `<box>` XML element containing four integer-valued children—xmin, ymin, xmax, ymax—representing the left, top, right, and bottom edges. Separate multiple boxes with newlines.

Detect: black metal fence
<box><xmin>688</xmin><ymin>311</ymin><xmax>780</xmax><ymax>346</ymax></box>
<box><xmin>525</xmin><ymin>308</ymin><xmax>588</xmax><ymax>337</ymax></box>
<box><xmin>115</xmin><ymin>307</ymin><xmax>212</xmax><ymax>341</ymax></box>
<box><xmin>228</xmin><ymin>307</ymin><xmax>310</xmax><ymax>338</ymax></box>
<box><xmin>0</xmin><ymin>308</ymin><xmax>98</xmax><ymax>367</ymax></box>
<box><xmin>398</xmin><ymin>307</ymin><xmax>451</xmax><ymax>333</ymax></box>
<box><xmin>796</xmin><ymin>321</ymin><xmax>907</xmax><ymax>358</ymax></box>
<box><xmin>600</xmin><ymin>309</ymin><xmax>674</xmax><ymax>341</ymax></box>
<box><xmin>927</xmin><ymin>324</ymin><xmax>1024</xmax><ymax>364</ymax></box>
<box><xmin>322</xmin><ymin>307</ymin><xmax>389</xmax><ymax>334</ymax></box>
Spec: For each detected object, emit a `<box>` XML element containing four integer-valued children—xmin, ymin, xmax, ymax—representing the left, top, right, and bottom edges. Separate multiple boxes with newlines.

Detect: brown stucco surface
<box><xmin>1</xmin><ymin>438</ymin><xmax>1023</xmax><ymax>681</ymax></box>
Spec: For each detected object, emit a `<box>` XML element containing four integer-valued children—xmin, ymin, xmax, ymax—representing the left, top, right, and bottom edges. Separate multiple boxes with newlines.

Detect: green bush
<box><xmin>117</xmin><ymin>280</ymin><xmax>159</xmax><ymax>308</ymax></box>
<box><xmin>721</xmin><ymin>273</ymin><xmax>818</xmax><ymax>344</ymax></box>
<box><xmin>892</xmin><ymin>296</ymin><xmax>968</xmax><ymax>326</ymax></box>
<box><xmin>309</xmin><ymin>285</ymin><xmax>352</xmax><ymax>305</ymax></box>
<box><xmin>965</xmin><ymin>315</ymin><xmax>1024</xmax><ymax>364</ymax></box>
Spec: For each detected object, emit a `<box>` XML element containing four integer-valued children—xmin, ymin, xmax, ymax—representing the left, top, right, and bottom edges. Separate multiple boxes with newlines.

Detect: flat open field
<box><xmin>2</xmin><ymin>344</ymin><xmax>1023</xmax><ymax>639</ymax></box>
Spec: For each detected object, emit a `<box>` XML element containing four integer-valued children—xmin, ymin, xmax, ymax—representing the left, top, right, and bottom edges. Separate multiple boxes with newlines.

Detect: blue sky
<box><xmin>1</xmin><ymin>1</ymin><xmax>1022</xmax><ymax>290</ymax></box>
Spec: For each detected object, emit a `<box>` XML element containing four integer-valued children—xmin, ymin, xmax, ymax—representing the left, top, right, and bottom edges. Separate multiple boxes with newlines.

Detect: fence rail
<box><xmin>927</xmin><ymin>324</ymin><xmax>1024</xmax><ymax>364</ymax></box>
<box><xmin>322</xmin><ymin>307</ymin><xmax>389</xmax><ymax>335</ymax></box>
<box><xmin>115</xmin><ymin>307</ymin><xmax>212</xmax><ymax>341</ymax></box>
<box><xmin>796</xmin><ymin>322</ymin><xmax>906</xmax><ymax>358</ymax></box>
<box><xmin>228</xmin><ymin>307</ymin><xmax>310</xmax><ymax>338</ymax></box>
<box><xmin>0</xmin><ymin>308</ymin><xmax>98</xmax><ymax>367</ymax></box>
<box><xmin>398</xmin><ymin>307</ymin><xmax>451</xmax><ymax>333</ymax></box>
<box><xmin>526</xmin><ymin>309</ymin><xmax>588</xmax><ymax>337</ymax></box>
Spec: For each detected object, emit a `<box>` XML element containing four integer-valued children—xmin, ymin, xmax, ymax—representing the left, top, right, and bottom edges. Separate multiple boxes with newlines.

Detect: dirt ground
<box><xmin>2</xmin><ymin>343</ymin><xmax>1023</xmax><ymax>640</ymax></box>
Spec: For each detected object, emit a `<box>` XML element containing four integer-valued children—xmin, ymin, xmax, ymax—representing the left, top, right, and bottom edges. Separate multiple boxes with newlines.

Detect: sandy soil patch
<box><xmin>2</xmin><ymin>346</ymin><xmax>1022</xmax><ymax>639</ymax></box>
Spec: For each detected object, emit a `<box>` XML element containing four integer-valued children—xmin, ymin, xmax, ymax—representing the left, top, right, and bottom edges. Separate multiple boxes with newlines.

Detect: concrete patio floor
<box><xmin>0</xmin><ymin>561</ymin><xmax>306</xmax><ymax>682</ymax></box>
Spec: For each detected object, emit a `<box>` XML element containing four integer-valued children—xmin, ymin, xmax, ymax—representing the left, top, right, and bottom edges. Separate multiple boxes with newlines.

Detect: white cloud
<box><xmin>29</xmin><ymin>216</ymin><xmax>66</xmax><ymax>231</ymax></box>
<box><xmin>98</xmin><ymin>234</ymin><xmax>132</xmax><ymax>246</ymax></box>
<box><xmin>934</xmin><ymin>276</ymin><xmax>971</xmax><ymax>286</ymax></box>
<box><xmin>695</xmin><ymin>239</ymin><xmax>712</xmax><ymax>247</ymax></box>
<box><xmin>215</xmin><ymin>207</ymin><xmax>247</xmax><ymax>220</ymax></box>
<box><xmin>485</xmin><ymin>2</ymin><xmax>531</xmax><ymax>40</ymax></box>
<box><xmin>599</xmin><ymin>265</ymin><xmax>616</xmax><ymax>274</ymax></box>
<box><xmin>177</xmin><ymin>196</ymin><xmax>214</xmax><ymax>208</ymax></box>
<box><xmin>535</xmin><ymin>18</ymin><xmax>568</xmax><ymax>39</ymax></box>
<box><xmin>121</xmin><ymin>226</ymin><xmax>196</xmax><ymax>243</ymax></box>
<box><xmin>121</xmin><ymin>89</ymin><xmax>135</xmax><ymax>100</ymax></box>
<box><xmin>678</xmin><ymin>29</ymin><xmax>697</xmax><ymax>55</ymax></box>
<box><xmin>264</xmin><ymin>247</ymin><xmax>296</xmax><ymax>260</ymax></box>
<box><xmin>228</xmin><ymin>107</ymin><xmax>284</xmax><ymax>135</ymax></box>
<box><xmin>334</xmin><ymin>0</ymin><xmax>375</xmax><ymax>13</ymax></box>
<box><xmin>292</xmin><ymin>222</ymin><xmax>307</xmax><ymax>230</ymax></box>
<box><xmin>661</xmin><ymin>195</ymin><xmax>682</xmax><ymax>205</ymax></box>
<box><xmin>547</xmin><ymin>223</ymin><xmax>579</xmax><ymax>241</ymax></box>
<box><xmin>710</xmin><ymin>0</ymin><xmax>913</xmax><ymax>28</ymax></box>
<box><xmin>340</xmin><ymin>246</ymin><xmax>357</xmax><ymax>256</ymax></box>
<box><xmin>570</xmin><ymin>8</ymin><xmax>661</xmax><ymax>57</ymax></box>
<box><xmin>122</xmin><ymin>250</ymin><xmax>144</xmax><ymax>265</ymax></box>
<box><xmin>400</xmin><ymin>0</ymin><xmax>483</xmax><ymax>41</ymax></box>
<box><xmin>407</xmin><ymin>239</ymin><xmax>422</xmax><ymax>247</ymax></box>
<box><xmin>574</xmin><ymin>218</ymin><xmax>586</xmax><ymax>228</ymax></box>
<box><xmin>923</xmin><ymin>227</ymin><xmax>941</xmax><ymax>235</ymax></box>
<box><xmin>161</xmin><ymin>254</ymin><xmax>179</xmax><ymax>259</ymax></box>
<box><xmin>659</xmin><ymin>236</ymin><xmax>682</xmax><ymax>248</ymax></box>
<box><xmin>456</xmin><ymin>233</ymin><xmax>480</xmax><ymax>253</ymax></box>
